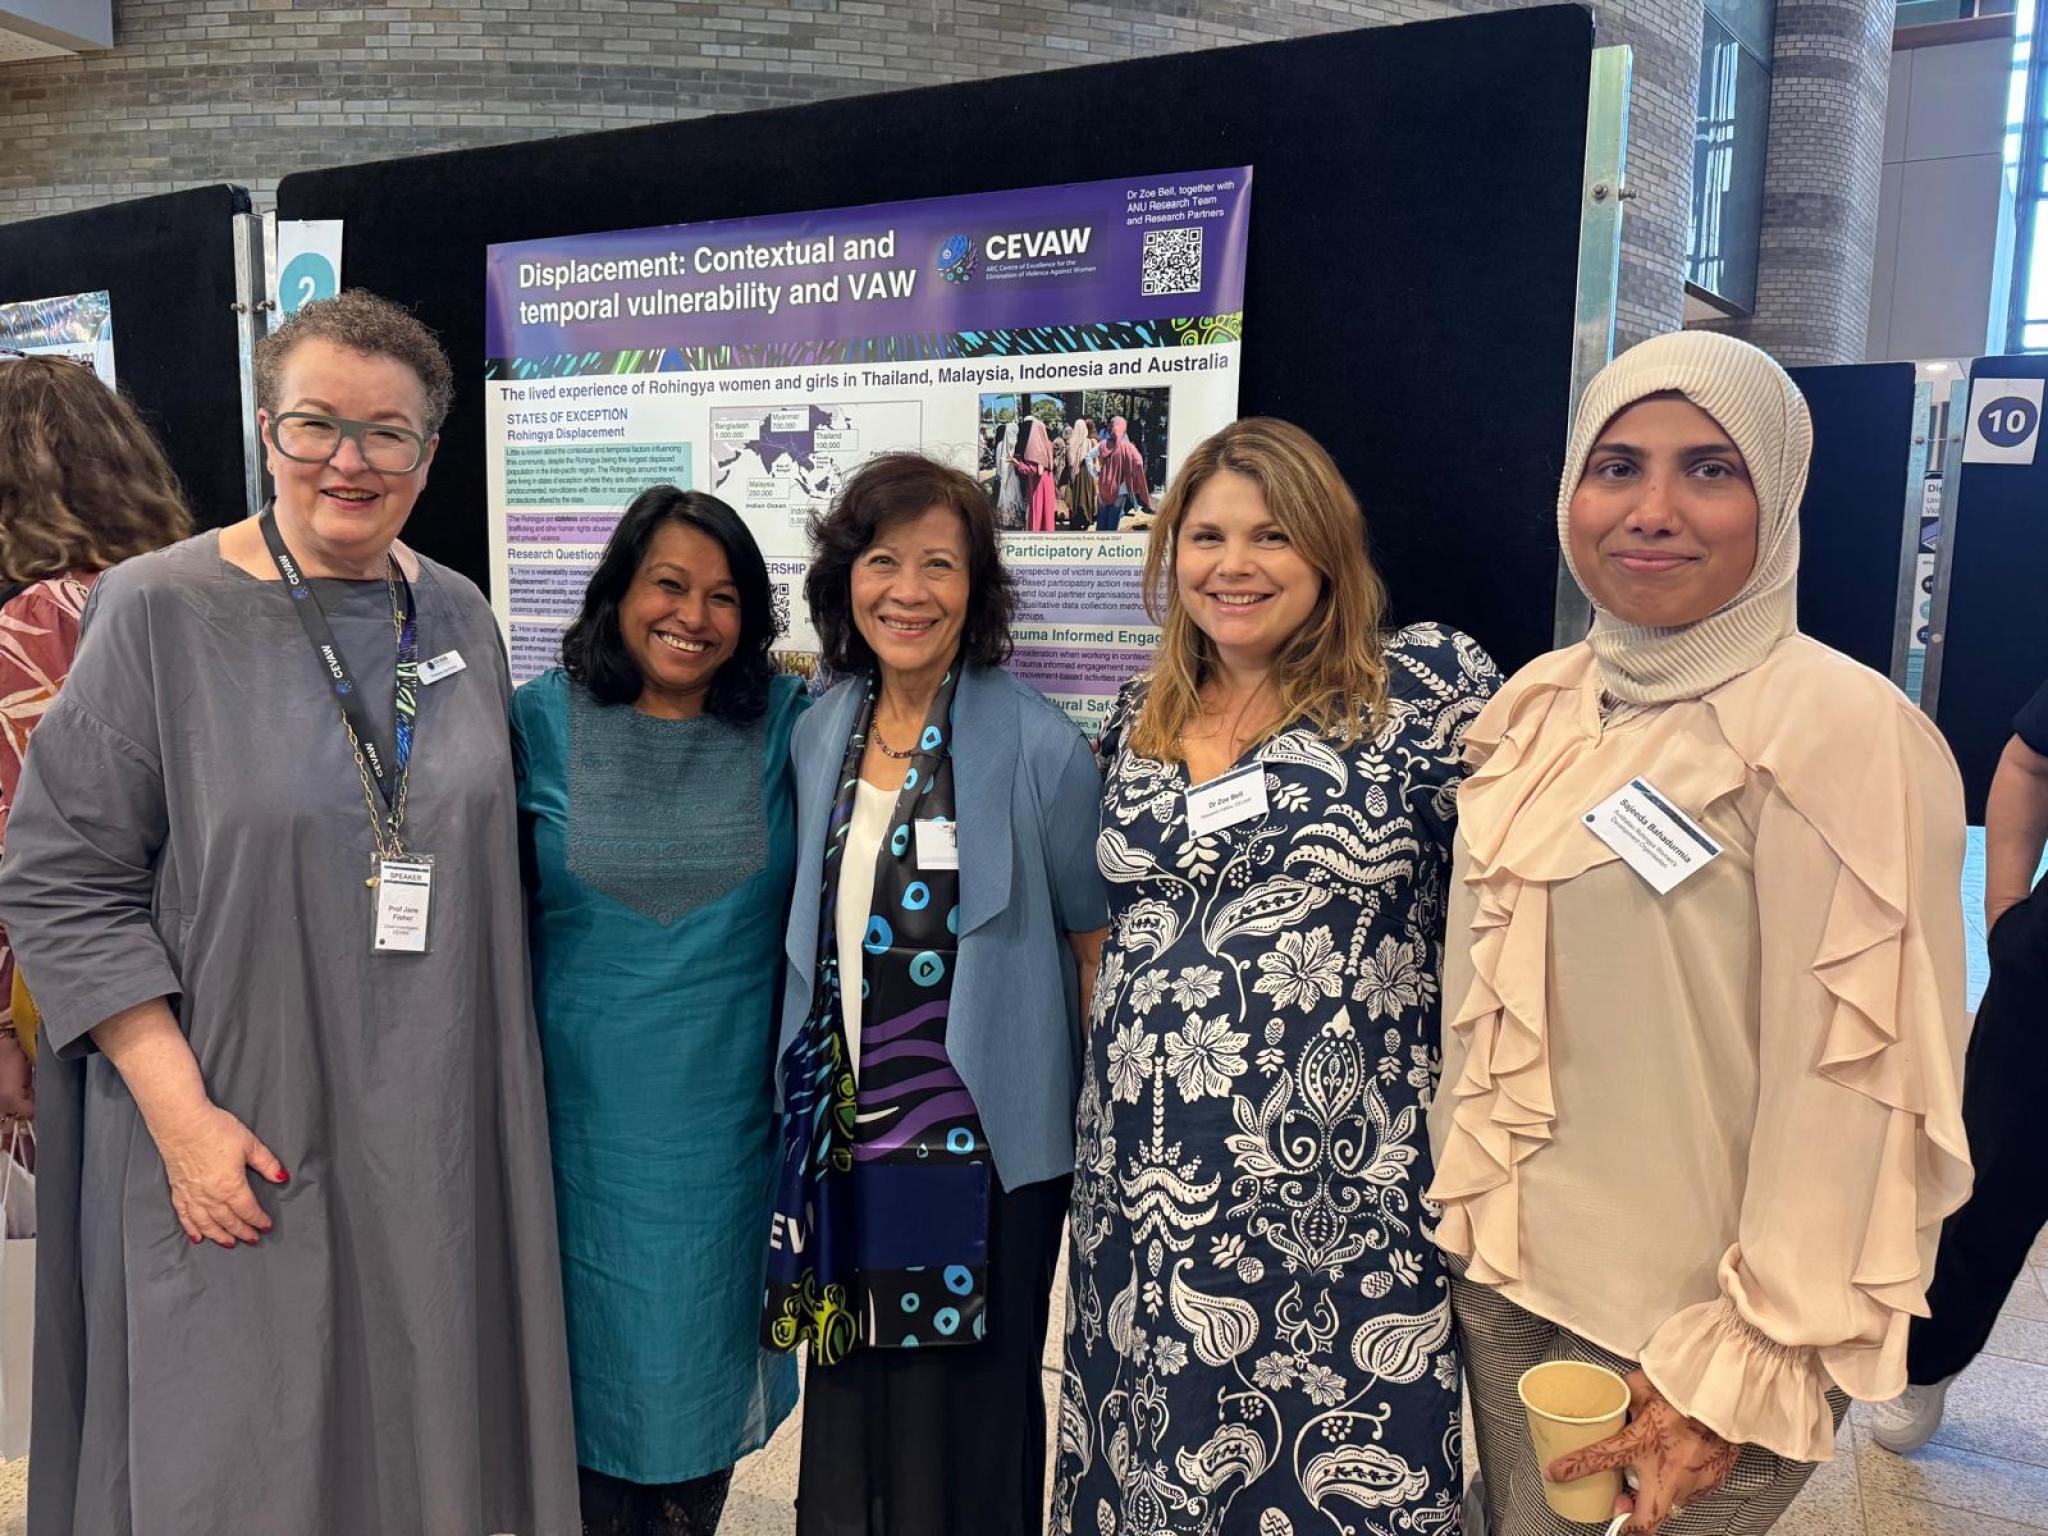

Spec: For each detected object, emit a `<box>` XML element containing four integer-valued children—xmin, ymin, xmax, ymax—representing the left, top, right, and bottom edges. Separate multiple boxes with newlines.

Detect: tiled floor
<box><xmin>1</xmin><ymin>1218</ymin><xmax>2042</xmax><ymax>1536</ymax></box>
<box><xmin>719</xmin><ymin>1232</ymin><xmax>2048</xmax><ymax>1535</ymax></box>
<box><xmin>33</xmin><ymin>1245</ymin><xmax>2027</xmax><ymax>1534</ymax></box>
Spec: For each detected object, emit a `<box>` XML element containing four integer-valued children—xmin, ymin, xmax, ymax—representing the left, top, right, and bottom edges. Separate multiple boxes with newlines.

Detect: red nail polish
<box><xmin>275</xmin><ymin>1169</ymin><xmax>290</xmax><ymax>1184</ymax></box>
<box><xmin>190</xmin><ymin>1234</ymin><xmax>201</xmax><ymax>1245</ymax></box>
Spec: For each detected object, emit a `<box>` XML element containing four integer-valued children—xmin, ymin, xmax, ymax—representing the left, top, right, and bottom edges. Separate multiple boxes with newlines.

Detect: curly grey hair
<box><xmin>253</xmin><ymin>289</ymin><xmax>455</xmax><ymax>435</ymax></box>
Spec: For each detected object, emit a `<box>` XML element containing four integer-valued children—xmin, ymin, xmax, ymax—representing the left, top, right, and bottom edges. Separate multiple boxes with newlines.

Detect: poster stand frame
<box><xmin>1889</xmin><ymin>379</ymin><xmax>1934</xmax><ymax>693</ymax></box>
<box><xmin>260</xmin><ymin>212</ymin><xmax>281</xmax><ymax>328</ymax></box>
<box><xmin>231</xmin><ymin>210</ymin><xmax>271</xmax><ymax>520</ymax></box>
<box><xmin>1553</xmin><ymin>44</ymin><xmax>1633</xmax><ymax>649</ymax></box>
<box><xmin>1919</xmin><ymin>374</ymin><xmax>1970</xmax><ymax>718</ymax></box>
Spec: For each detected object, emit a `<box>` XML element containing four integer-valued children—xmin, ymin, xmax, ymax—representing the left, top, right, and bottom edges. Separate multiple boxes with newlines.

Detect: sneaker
<box><xmin>1463</xmin><ymin>1472</ymin><xmax>1489</xmax><ymax>1536</ymax></box>
<box><xmin>1872</xmin><ymin>1376</ymin><xmax>1954</xmax><ymax>1454</ymax></box>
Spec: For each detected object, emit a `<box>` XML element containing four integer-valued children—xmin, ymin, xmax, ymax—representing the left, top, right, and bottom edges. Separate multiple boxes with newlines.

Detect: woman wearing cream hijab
<box><xmin>1428</xmin><ymin>331</ymin><xmax>1971</xmax><ymax>1535</ymax></box>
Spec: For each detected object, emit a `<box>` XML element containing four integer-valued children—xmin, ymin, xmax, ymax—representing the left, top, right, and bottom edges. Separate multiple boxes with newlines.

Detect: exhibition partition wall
<box><xmin>276</xmin><ymin>7</ymin><xmax>1596</xmax><ymax>679</ymax></box>
<box><xmin>1784</xmin><ymin>362</ymin><xmax>1918</xmax><ymax>682</ymax></box>
<box><xmin>0</xmin><ymin>185</ymin><xmax>252</xmax><ymax>529</ymax></box>
<box><xmin>1928</xmin><ymin>352</ymin><xmax>2048</xmax><ymax>820</ymax></box>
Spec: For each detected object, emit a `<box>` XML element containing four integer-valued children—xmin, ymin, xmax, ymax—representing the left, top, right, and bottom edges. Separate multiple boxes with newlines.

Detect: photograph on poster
<box><xmin>979</xmin><ymin>389</ymin><xmax>1169</xmax><ymax>536</ymax></box>
<box><xmin>484</xmin><ymin>167</ymin><xmax>1251</xmax><ymax>724</ymax></box>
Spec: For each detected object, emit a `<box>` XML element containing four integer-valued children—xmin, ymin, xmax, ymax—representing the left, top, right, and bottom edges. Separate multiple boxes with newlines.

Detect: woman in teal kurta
<box><xmin>512</xmin><ymin>487</ymin><xmax>803</xmax><ymax>1536</ymax></box>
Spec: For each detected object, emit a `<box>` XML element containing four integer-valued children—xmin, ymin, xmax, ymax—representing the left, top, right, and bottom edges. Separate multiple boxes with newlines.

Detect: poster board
<box><xmin>1784</xmin><ymin>362</ymin><xmax>1915</xmax><ymax>680</ymax></box>
<box><xmin>484</xmin><ymin>171</ymin><xmax>1251</xmax><ymax>721</ymax></box>
<box><xmin>1906</xmin><ymin>470</ymin><xmax>1941</xmax><ymax>701</ymax></box>
<box><xmin>1930</xmin><ymin>352</ymin><xmax>2048</xmax><ymax>819</ymax></box>
<box><xmin>276</xmin><ymin>9</ymin><xmax>1593</xmax><ymax>677</ymax></box>
<box><xmin>0</xmin><ymin>290</ymin><xmax>116</xmax><ymax>383</ymax></box>
<box><xmin>0</xmin><ymin>185</ymin><xmax>251</xmax><ymax>528</ymax></box>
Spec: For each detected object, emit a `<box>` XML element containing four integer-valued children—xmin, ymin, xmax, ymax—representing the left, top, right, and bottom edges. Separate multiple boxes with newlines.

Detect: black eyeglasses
<box><xmin>269</xmin><ymin>412</ymin><xmax>429</xmax><ymax>474</ymax></box>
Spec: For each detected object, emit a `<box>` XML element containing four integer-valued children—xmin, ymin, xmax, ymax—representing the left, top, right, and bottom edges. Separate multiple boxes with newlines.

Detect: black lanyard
<box><xmin>259</xmin><ymin>507</ymin><xmax>419</xmax><ymax>814</ymax></box>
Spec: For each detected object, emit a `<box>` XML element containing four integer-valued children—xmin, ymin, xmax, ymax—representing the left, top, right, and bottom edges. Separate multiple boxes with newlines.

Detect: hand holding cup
<box><xmin>1545</xmin><ymin>1369</ymin><xmax>1738</xmax><ymax>1534</ymax></box>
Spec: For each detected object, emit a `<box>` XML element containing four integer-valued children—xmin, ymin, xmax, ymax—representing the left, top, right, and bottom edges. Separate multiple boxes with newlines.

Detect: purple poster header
<box><xmin>485</xmin><ymin>168</ymin><xmax>1252</xmax><ymax>359</ymax></box>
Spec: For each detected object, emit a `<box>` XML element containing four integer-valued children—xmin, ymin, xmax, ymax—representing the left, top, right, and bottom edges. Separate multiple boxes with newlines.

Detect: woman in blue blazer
<box><xmin>764</xmin><ymin>451</ymin><xmax>1108</xmax><ymax>1536</ymax></box>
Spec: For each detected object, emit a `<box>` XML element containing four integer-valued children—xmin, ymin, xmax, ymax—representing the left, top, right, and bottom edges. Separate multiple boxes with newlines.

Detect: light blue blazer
<box><xmin>779</xmin><ymin>664</ymin><xmax>1110</xmax><ymax>1190</ymax></box>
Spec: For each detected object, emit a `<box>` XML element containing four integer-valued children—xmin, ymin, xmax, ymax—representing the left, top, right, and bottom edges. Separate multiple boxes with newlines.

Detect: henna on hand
<box><xmin>1547</xmin><ymin>1370</ymin><xmax>1738</xmax><ymax>1534</ymax></box>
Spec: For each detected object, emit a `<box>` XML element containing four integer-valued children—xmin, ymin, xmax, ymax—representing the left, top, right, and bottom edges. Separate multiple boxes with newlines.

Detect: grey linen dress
<box><xmin>0</xmin><ymin>532</ymin><xmax>579</xmax><ymax>1536</ymax></box>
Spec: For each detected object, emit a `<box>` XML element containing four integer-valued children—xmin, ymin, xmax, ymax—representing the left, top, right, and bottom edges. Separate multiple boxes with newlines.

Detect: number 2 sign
<box><xmin>1963</xmin><ymin>376</ymin><xmax>2045</xmax><ymax>465</ymax></box>
<box><xmin>270</xmin><ymin>220</ymin><xmax>344</xmax><ymax>325</ymax></box>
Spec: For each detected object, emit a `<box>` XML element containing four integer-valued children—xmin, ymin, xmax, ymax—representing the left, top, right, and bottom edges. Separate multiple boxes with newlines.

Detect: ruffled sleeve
<box><xmin>1428</xmin><ymin>646</ymin><xmax>1612</xmax><ymax>1283</ymax></box>
<box><xmin>1639</xmin><ymin>645</ymin><xmax>1972</xmax><ymax>1462</ymax></box>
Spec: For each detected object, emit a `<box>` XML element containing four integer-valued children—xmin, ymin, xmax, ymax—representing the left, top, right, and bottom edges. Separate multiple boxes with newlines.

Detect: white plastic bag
<box><xmin>0</xmin><ymin>1121</ymin><xmax>32</xmax><ymax>1459</ymax></box>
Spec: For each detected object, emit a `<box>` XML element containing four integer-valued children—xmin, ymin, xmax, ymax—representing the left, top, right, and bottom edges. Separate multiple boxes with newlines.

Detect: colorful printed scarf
<box><xmin>763</xmin><ymin>663</ymin><xmax>991</xmax><ymax>1364</ymax></box>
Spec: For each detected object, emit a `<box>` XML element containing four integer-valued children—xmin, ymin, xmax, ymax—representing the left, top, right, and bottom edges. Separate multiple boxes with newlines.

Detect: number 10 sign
<box><xmin>1962</xmin><ymin>376</ymin><xmax>2045</xmax><ymax>466</ymax></box>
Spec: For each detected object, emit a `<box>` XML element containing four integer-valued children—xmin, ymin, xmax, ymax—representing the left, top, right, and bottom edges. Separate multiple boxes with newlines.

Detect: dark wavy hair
<box><xmin>561</xmin><ymin>486</ymin><xmax>780</xmax><ymax>723</ymax></box>
<box><xmin>0</xmin><ymin>355</ymin><xmax>193</xmax><ymax>582</ymax></box>
<box><xmin>805</xmin><ymin>451</ymin><xmax>1016</xmax><ymax>676</ymax></box>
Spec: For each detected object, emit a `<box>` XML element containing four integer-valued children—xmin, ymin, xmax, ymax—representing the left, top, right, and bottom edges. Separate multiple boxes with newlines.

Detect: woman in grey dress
<box><xmin>0</xmin><ymin>291</ymin><xmax>579</xmax><ymax>1536</ymax></box>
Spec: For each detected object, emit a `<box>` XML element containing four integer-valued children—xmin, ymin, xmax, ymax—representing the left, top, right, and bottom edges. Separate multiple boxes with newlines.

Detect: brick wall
<box><xmin>1701</xmin><ymin>0</ymin><xmax>1896</xmax><ymax>361</ymax></box>
<box><xmin>0</xmin><ymin>0</ymin><xmax>1695</xmax><ymax>339</ymax></box>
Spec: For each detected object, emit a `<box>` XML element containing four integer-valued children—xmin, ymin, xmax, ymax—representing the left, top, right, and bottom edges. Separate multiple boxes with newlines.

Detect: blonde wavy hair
<box><xmin>0</xmin><ymin>356</ymin><xmax>193</xmax><ymax>582</ymax></box>
<box><xmin>1129</xmin><ymin>417</ymin><xmax>1389</xmax><ymax>761</ymax></box>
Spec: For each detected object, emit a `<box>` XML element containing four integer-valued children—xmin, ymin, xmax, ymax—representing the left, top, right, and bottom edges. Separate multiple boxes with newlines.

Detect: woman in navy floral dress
<box><xmin>1055</xmin><ymin>419</ymin><xmax>1497</xmax><ymax>1536</ymax></box>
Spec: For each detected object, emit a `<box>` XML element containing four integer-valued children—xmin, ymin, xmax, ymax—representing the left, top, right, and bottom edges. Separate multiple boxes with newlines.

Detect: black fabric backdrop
<box><xmin>1786</xmin><ymin>362</ymin><xmax>1915</xmax><ymax>681</ymax></box>
<box><xmin>277</xmin><ymin>7</ymin><xmax>1592</xmax><ymax>674</ymax></box>
<box><xmin>0</xmin><ymin>185</ymin><xmax>252</xmax><ymax>530</ymax></box>
<box><xmin>1933</xmin><ymin>354</ymin><xmax>2048</xmax><ymax>821</ymax></box>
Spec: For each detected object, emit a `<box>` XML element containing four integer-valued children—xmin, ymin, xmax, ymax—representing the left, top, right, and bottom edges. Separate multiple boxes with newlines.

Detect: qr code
<box><xmin>1141</xmin><ymin>227</ymin><xmax>1203</xmax><ymax>297</ymax></box>
<box><xmin>771</xmin><ymin>582</ymin><xmax>793</xmax><ymax>640</ymax></box>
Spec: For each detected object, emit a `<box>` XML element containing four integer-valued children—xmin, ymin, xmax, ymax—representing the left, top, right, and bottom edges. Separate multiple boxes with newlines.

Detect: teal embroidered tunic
<box><xmin>512</xmin><ymin>667</ymin><xmax>804</xmax><ymax>1483</ymax></box>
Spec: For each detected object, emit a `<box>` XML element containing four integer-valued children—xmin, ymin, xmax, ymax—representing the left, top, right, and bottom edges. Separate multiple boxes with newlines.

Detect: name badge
<box><xmin>1185</xmin><ymin>763</ymin><xmax>1270</xmax><ymax>837</ymax></box>
<box><xmin>417</xmin><ymin>650</ymin><xmax>467</xmax><ymax>685</ymax></box>
<box><xmin>914</xmin><ymin>818</ymin><xmax>959</xmax><ymax>871</ymax></box>
<box><xmin>1582</xmin><ymin>778</ymin><xmax>1722</xmax><ymax>894</ymax></box>
<box><xmin>372</xmin><ymin>855</ymin><xmax>434</xmax><ymax>952</ymax></box>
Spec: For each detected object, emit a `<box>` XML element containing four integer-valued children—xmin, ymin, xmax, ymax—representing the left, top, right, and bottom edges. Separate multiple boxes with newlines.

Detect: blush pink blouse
<box><xmin>1426</xmin><ymin>635</ymin><xmax>1972</xmax><ymax>1463</ymax></box>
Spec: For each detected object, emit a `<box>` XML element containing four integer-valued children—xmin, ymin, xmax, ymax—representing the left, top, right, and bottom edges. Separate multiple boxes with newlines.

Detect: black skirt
<box><xmin>795</xmin><ymin>1174</ymin><xmax>1071</xmax><ymax>1536</ymax></box>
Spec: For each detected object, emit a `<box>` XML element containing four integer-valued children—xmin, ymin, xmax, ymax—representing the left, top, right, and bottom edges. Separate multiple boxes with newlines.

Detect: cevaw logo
<box><xmin>983</xmin><ymin>225</ymin><xmax>1093</xmax><ymax>261</ymax></box>
<box><xmin>936</xmin><ymin>234</ymin><xmax>976</xmax><ymax>284</ymax></box>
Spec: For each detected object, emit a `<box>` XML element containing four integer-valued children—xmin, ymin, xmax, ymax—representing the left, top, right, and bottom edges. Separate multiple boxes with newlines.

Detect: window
<box><xmin>2007</xmin><ymin>0</ymin><xmax>2048</xmax><ymax>349</ymax></box>
<box><xmin>1688</xmin><ymin>4</ymin><xmax>1774</xmax><ymax>312</ymax></box>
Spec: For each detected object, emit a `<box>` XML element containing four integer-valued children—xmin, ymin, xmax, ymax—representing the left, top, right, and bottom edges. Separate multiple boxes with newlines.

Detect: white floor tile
<box><xmin>1915</xmin><ymin>1354</ymin><xmax>2048</xmax><ymax>1471</ymax></box>
<box><xmin>1857</xmin><ymin>1419</ymin><xmax>2048</xmax><ymax>1528</ymax></box>
<box><xmin>1775</xmin><ymin>1426</ymin><xmax>1863</xmax><ymax>1535</ymax></box>
<box><xmin>1862</xmin><ymin>1490</ymin><xmax>2048</xmax><ymax>1534</ymax></box>
<box><xmin>1989</xmin><ymin>1312</ymin><xmax>2048</xmax><ymax>1368</ymax></box>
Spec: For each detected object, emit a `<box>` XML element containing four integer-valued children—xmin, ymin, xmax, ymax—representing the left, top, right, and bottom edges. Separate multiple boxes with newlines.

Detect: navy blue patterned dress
<box><xmin>1055</xmin><ymin>625</ymin><xmax>1498</xmax><ymax>1536</ymax></box>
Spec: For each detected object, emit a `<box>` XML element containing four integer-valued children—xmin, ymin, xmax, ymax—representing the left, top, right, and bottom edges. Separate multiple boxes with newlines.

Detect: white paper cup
<box><xmin>1517</xmin><ymin>1359</ymin><xmax>1631</xmax><ymax>1523</ymax></box>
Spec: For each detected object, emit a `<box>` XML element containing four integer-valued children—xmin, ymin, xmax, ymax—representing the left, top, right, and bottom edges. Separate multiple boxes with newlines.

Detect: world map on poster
<box><xmin>711</xmin><ymin>401</ymin><xmax>923</xmax><ymax>522</ymax></box>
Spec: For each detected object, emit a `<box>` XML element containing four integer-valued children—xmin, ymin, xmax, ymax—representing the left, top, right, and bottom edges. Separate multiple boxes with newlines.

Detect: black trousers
<box><xmin>795</xmin><ymin>1174</ymin><xmax>1070</xmax><ymax>1536</ymax></box>
<box><xmin>577</xmin><ymin>1465</ymin><xmax>732</xmax><ymax>1536</ymax></box>
<box><xmin>1908</xmin><ymin>884</ymin><xmax>2048</xmax><ymax>1384</ymax></box>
